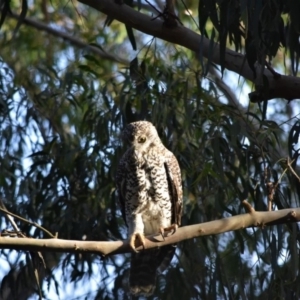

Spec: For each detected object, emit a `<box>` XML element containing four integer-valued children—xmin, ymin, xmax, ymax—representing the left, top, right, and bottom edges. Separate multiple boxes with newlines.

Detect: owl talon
<box><xmin>129</xmin><ymin>233</ymin><xmax>146</xmax><ymax>252</ymax></box>
<box><xmin>159</xmin><ymin>224</ymin><xmax>178</xmax><ymax>239</ymax></box>
<box><xmin>159</xmin><ymin>227</ymin><xmax>165</xmax><ymax>241</ymax></box>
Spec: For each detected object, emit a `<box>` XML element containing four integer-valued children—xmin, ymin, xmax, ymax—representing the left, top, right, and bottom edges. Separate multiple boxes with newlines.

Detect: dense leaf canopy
<box><xmin>0</xmin><ymin>0</ymin><xmax>300</xmax><ymax>299</ymax></box>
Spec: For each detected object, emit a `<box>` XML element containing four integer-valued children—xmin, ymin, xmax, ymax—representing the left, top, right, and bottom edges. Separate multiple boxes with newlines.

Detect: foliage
<box><xmin>0</xmin><ymin>0</ymin><xmax>300</xmax><ymax>299</ymax></box>
<box><xmin>197</xmin><ymin>0</ymin><xmax>300</xmax><ymax>76</ymax></box>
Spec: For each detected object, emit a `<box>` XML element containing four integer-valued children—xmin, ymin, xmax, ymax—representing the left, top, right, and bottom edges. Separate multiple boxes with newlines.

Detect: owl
<box><xmin>116</xmin><ymin>121</ymin><xmax>182</xmax><ymax>296</ymax></box>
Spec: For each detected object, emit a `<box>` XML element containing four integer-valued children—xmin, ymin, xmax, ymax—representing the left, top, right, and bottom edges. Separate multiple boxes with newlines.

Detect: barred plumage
<box><xmin>116</xmin><ymin>121</ymin><xmax>182</xmax><ymax>296</ymax></box>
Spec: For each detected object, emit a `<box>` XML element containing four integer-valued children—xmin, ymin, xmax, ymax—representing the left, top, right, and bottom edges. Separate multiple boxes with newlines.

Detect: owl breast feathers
<box><xmin>116</xmin><ymin>121</ymin><xmax>182</xmax><ymax>296</ymax></box>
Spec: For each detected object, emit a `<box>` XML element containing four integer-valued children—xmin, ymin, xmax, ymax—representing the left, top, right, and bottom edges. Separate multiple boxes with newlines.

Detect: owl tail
<box><xmin>129</xmin><ymin>245</ymin><xmax>176</xmax><ymax>296</ymax></box>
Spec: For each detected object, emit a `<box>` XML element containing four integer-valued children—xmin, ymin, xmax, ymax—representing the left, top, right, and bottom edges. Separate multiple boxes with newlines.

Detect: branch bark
<box><xmin>1</xmin><ymin>204</ymin><xmax>299</xmax><ymax>256</ymax></box>
<box><xmin>78</xmin><ymin>0</ymin><xmax>300</xmax><ymax>102</ymax></box>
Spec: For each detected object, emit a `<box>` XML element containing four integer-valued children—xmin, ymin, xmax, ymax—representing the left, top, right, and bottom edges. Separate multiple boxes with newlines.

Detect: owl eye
<box><xmin>137</xmin><ymin>136</ymin><xmax>146</xmax><ymax>143</ymax></box>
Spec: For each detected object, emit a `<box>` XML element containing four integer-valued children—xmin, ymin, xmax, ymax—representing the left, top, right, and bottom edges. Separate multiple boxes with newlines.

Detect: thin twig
<box><xmin>0</xmin><ymin>206</ymin><xmax>55</xmax><ymax>238</ymax></box>
<box><xmin>287</xmin><ymin>157</ymin><xmax>300</xmax><ymax>182</ymax></box>
<box><xmin>145</xmin><ymin>0</ymin><xmax>161</xmax><ymax>14</ymax></box>
<box><xmin>0</xmin><ymin>200</ymin><xmax>46</xmax><ymax>299</ymax></box>
<box><xmin>264</xmin><ymin>163</ymin><xmax>290</xmax><ymax>211</ymax></box>
<box><xmin>0</xmin><ymin>200</ymin><xmax>21</xmax><ymax>234</ymax></box>
<box><xmin>4</xmin><ymin>11</ymin><xmax>128</xmax><ymax>64</ymax></box>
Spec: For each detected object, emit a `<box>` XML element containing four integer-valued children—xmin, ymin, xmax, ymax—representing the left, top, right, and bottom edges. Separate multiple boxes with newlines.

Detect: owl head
<box><xmin>122</xmin><ymin>121</ymin><xmax>161</xmax><ymax>151</ymax></box>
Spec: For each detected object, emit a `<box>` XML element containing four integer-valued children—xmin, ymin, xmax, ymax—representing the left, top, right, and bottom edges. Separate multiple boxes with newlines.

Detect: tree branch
<box><xmin>6</xmin><ymin>11</ymin><xmax>128</xmax><ymax>64</ymax></box>
<box><xmin>78</xmin><ymin>0</ymin><xmax>300</xmax><ymax>102</ymax></box>
<box><xmin>1</xmin><ymin>203</ymin><xmax>299</xmax><ymax>256</ymax></box>
<box><xmin>0</xmin><ymin>206</ymin><xmax>56</xmax><ymax>238</ymax></box>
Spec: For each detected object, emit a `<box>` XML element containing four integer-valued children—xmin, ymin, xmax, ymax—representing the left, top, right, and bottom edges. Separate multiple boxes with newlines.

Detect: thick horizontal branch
<box><xmin>1</xmin><ymin>205</ymin><xmax>299</xmax><ymax>256</ymax></box>
<box><xmin>78</xmin><ymin>0</ymin><xmax>300</xmax><ymax>102</ymax></box>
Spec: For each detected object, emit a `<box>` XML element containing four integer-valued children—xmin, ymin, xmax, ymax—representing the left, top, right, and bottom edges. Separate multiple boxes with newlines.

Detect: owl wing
<box><xmin>164</xmin><ymin>153</ymin><xmax>183</xmax><ymax>226</ymax></box>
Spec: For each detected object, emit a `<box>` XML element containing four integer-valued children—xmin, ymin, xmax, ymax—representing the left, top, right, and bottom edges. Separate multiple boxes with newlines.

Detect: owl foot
<box><xmin>159</xmin><ymin>224</ymin><xmax>178</xmax><ymax>240</ymax></box>
<box><xmin>129</xmin><ymin>232</ymin><xmax>146</xmax><ymax>252</ymax></box>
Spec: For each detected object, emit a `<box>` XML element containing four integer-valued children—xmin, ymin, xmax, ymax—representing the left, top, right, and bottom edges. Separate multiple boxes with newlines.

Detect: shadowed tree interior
<box><xmin>0</xmin><ymin>0</ymin><xmax>300</xmax><ymax>299</ymax></box>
